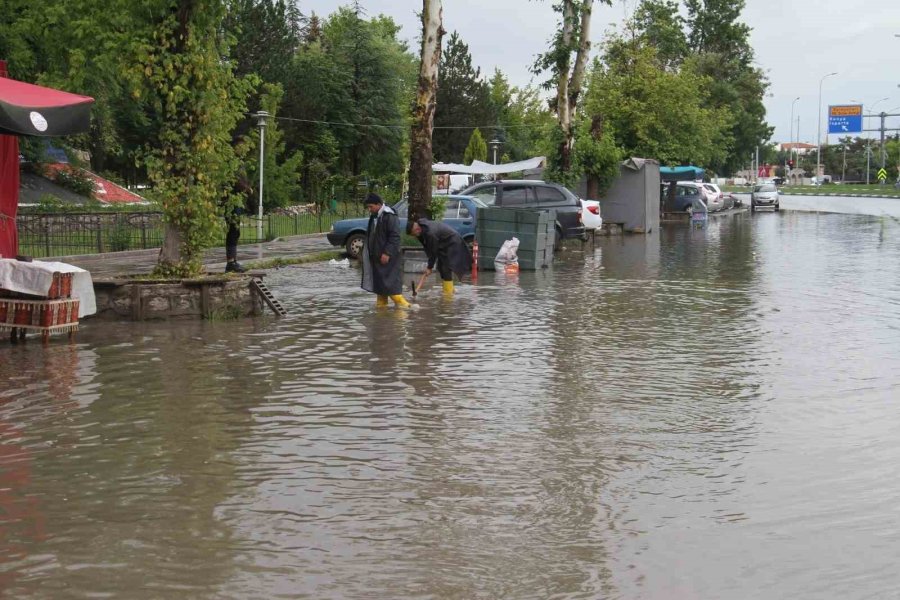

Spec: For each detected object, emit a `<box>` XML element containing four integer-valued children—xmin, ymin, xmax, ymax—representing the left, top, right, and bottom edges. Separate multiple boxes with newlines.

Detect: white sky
<box><xmin>301</xmin><ymin>0</ymin><xmax>900</xmax><ymax>146</ymax></box>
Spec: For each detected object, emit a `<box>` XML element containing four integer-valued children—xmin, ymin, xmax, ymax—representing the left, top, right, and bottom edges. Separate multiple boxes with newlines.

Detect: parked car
<box><xmin>751</xmin><ymin>183</ymin><xmax>780</xmax><ymax>211</ymax></box>
<box><xmin>326</xmin><ymin>195</ymin><xmax>486</xmax><ymax>258</ymax></box>
<box><xmin>668</xmin><ymin>181</ymin><xmax>720</xmax><ymax>213</ymax></box>
<box><xmin>580</xmin><ymin>198</ymin><xmax>603</xmax><ymax>232</ymax></box>
<box><xmin>703</xmin><ymin>183</ymin><xmax>730</xmax><ymax>210</ymax></box>
<box><xmin>459</xmin><ymin>180</ymin><xmax>587</xmax><ymax>244</ymax></box>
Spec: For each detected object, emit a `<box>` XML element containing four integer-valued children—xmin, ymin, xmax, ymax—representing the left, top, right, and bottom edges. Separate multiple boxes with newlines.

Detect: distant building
<box><xmin>778</xmin><ymin>142</ymin><xmax>816</xmax><ymax>155</ymax></box>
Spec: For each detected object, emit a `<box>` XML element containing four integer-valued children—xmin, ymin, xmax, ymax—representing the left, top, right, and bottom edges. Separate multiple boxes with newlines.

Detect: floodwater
<box><xmin>2</xmin><ymin>211</ymin><xmax>900</xmax><ymax>599</ymax></box>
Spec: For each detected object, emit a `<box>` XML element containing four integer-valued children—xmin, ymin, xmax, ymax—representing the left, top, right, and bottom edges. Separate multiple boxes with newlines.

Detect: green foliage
<box><xmin>488</xmin><ymin>70</ymin><xmax>556</xmax><ymax>162</ymax></box>
<box><xmin>434</xmin><ymin>32</ymin><xmax>495</xmax><ymax>163</ymax></box>
<box><xmin>633</xmin><ymin>0</ymin><xmax>688</xmax><ymax>69</ymax></box>
<box><xmin>133</xmin><ymin>0</ymin><xmax>256</xmax><ymax>277</ymax></box>
<box><xmin>108</xmin><ymin>225</ymin><xmax>133</xmax><ymax>252</ymax></box>
<box><xmin>52</xmin><ymin>167</ymin><xmax>95</xmax><ymax>198</ymax></box>
<box><xmin>240</xmin><ymin>83</ymin><xmax>303</xmax><ymax>210</ymax></box>
<box><xmin>584</xmin><ymin>37</ymin><xmax>731</xmax><ymax>168</ymax></box>
<box><xmin>427</xmin><ymin>195</ymin><xmax>447</xmax><ymax>221</ymax></box>
<box><xmin>463</xmin><ymin>128</ymin><xmax>488</xmax><ymax>165</ymax></box>
<box><xmin>574</xmin><ymin>119</ymin><xmax>624</xmax><ymax>196</ymax></box>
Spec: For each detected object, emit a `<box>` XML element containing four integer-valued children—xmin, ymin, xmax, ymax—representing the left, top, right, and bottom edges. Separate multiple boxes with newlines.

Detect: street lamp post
<box><xmin>254</xmin><ymin>110</ymin><xmax>269</xmax><ymax>242</ymax></box>
<box><xmin>489</xmin><ymin>138</ymin><xmax>501</xmax><ymax>165</ymax></box>
<box><xmin>789</xmin><ymin>97</ymin><xmax>799</xmax><ymax>181</ymax></box>
<box><xmin>816</xmin><ymin>72</ymin><xmax>838</xmax><ymax>183</ymax></box>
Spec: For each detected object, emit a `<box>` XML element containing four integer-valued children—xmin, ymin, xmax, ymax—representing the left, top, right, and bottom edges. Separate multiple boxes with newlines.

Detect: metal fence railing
<box><xmin>16</xmin><ymin>202</ymin><xmax>369</xmax><ymax>258</ymax></box>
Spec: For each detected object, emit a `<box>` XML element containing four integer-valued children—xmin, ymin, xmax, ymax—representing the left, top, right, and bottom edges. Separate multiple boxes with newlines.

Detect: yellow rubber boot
<box><xmin>442</xmin><ymin>280</ymin><xmax>454</xmax><ymax>295</ymax></box>
<box><xmin>390</xmin><ymin>294</ymin><xmax>411</xmax><ymax>308</ymax></box>
<box><xmin>375</xmin><ymin>294</ymin><xmax>389</xmax><ymax>307</ymax></box>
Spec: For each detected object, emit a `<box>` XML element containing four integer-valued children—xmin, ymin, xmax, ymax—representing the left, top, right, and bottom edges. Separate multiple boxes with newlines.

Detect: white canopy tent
<box><xmin>432</xmin><ymin>156</ymin><xmax>546</xmax><ymax>175</ymax></box>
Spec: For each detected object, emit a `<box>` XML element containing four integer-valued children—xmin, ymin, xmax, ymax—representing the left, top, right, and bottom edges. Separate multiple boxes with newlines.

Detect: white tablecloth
<box><xmin>0</xmin><ymin>259</ymin><xmax>96</xmax><ymax>317</ymax></box>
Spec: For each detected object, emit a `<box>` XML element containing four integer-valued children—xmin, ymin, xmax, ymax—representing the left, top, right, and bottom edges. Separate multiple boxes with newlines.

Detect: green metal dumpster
<box><xmin>475</xmin><ymin>207</ymin><xmax>555</xmax><ymax>270</ymax></box>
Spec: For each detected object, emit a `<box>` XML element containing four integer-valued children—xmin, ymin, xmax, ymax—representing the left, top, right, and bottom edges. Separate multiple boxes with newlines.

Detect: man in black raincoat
<box><xmin>407</xmin><ymin>218</ymin><xmax>472</xmax><ymax>295</ymax></box>
<box><xmin>360</xmin><ymin>193</ymin><xmax>410</xmax><ymax>308</ymax></box>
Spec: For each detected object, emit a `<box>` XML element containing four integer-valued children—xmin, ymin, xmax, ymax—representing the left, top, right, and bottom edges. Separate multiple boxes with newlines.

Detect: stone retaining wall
<box><xmin>90</xmin><ymin>275</ymin><xmax>263</xmax><ymax>320</ymax></box>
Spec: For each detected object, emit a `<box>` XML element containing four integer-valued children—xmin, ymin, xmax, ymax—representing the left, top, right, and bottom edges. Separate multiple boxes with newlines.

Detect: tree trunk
<box><xmin>407</xmin><ymin>0</ymin><xmax>444</xmax><ymax>224</ymax></box>
<box><xmin>555</xmin><ymin>0</ymin><xmax>594</xmax><ymax>175</ymax></box>
<box><xmin>555</xmin><ymin>1</ymin><xmax>574</xmax><ymax>173</ymax></box>
<box><xmin>158</xmin><ymin>222</ymin><xmax>184</xmax><ymax>270</ymax></box>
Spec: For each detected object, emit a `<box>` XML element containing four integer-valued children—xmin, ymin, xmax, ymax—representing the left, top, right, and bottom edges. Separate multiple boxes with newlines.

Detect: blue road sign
<box><xmin>828</xmin><ymin>105</ymin><xmax>863</xmax><ymax>134</ymax></box>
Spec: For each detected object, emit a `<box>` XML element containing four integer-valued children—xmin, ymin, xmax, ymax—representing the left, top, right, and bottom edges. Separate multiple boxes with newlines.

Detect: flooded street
<box><xmin>2</xmin><ymin>211</ymin><xmax>900</xmax><ymax>599</ymax></box>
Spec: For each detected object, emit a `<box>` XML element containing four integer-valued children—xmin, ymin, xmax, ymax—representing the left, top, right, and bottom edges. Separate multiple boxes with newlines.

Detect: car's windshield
<box><xmin>754</xmin><ymin>184</ymin><xmax>777</xmax><ymax>192</ymax></box>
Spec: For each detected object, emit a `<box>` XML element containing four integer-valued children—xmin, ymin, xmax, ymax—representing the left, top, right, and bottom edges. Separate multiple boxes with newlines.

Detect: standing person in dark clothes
<box><xmin>224</xmin><ymin>176</ymin><xmax>253</xmax><ymax>273</ymax></box>
<box><xmin>361</xmin><ymin>193</ymin><xmax>410</xmax><ymax>308</ymax></box>
<box><xmin>407</xmin><ymin>218</ymin><xmax>472</xmax><ymax>295</ymax></box>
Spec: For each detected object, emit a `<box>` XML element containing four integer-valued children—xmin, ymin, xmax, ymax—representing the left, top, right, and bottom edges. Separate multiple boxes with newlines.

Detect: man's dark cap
<box><xmin>364</xmin><ymin>193</ymin><xmax>383</xmax><ymax>205</ymax></box>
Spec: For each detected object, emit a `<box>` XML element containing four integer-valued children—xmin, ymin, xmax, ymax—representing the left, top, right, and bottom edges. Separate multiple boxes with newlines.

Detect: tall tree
<box><xmin>137</xmin><ymin>0</ymin><xmax>255</xmax><ymax>276</ymax></box>
<box><xmin>433</xmin><ymin>32</ymin><xmax>493</xmax><ymax>162</ymax></box>
<box><xmin>534</xmin><ymin>0</ymin><xmax>611</xmax><ymax>175</ymax></box>
<box><xmin>632</xmin><ymin>0</ymin><xmax>688</xmax><ymax>70</ymax></box>
<box><xmin>463</xmin><ymin>128</ymin><xmax>487</xmax><ymax>165</ymax></box>
<box><xmin>407</xmin><ymin>0</ymin><xmax>444</xmax><ymax>225</ymax></box>
<box><xmin>488</xmin><ymin>69</ymin><xmax>555</xmax><ymax>162</ymax></box>
<box><xmin>224</xmin><ymin>0</ymin><xmax>303</xmax><ymax>84</ymax></box>
<box><xmin>584</xmin><ymin>37</ymin><xmax>730</xmax><ymax>167</ymax></box>
<box><xmin>683</xmin><ymin>0</ymin><xmax>771</xmax><ymax>174</ymax></box>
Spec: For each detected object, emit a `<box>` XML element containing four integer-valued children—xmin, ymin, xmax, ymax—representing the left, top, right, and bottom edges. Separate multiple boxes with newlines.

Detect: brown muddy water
<box><xmin>1</xmin><ymin>211</ymin><xmax>899</xmax><ymax>599</ymax></box>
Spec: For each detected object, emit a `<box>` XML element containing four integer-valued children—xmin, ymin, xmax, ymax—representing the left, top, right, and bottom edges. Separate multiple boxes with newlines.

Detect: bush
<box><xmin>108</xmin><ymin>225</ymin><xmax>132</xmax><ymax>252</ymax></box>
<box><xmin>53</xmin><ymin>167</ymin><xmax>95</xmax><ymax>198</ymax></box>
<box><xmin>427</xmin><ymin>195</ymin><xmax>447</xmax><ymax>221</ymax></box>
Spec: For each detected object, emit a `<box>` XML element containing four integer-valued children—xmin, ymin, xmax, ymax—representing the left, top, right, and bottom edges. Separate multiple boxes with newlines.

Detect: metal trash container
<box><xmin>475</xmin><ymin>207</ymin><xmax>554</xmax><ymax>270</ymax></box>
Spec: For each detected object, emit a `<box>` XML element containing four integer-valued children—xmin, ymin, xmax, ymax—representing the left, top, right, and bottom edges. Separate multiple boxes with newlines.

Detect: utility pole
<box><xmin>254</xmin><ymin>111</ymin><xmax>269</xmax><ymax>241</ymax></box>
<box><xmin>816</xmin><ymin>72</ymin><xmax>838</xmax><ymax>182</ymax></box>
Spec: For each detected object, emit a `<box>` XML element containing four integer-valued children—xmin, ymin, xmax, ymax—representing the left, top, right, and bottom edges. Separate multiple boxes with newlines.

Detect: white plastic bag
<box><xmin>329</xmin><ymin>258</ymin><xmax>350</xmax><ymax>268</ymax></box>
<box><xmin>494</xmin><ymin>237</ymin><xmax>520</xmax><ymax>269</ymax></box>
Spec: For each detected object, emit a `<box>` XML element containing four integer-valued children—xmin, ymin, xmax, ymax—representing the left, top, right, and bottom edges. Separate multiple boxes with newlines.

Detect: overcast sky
<box><xmin>302</xmin><ymin>0</ymin><xmax>900</xmax><ymax>148</ymax></box>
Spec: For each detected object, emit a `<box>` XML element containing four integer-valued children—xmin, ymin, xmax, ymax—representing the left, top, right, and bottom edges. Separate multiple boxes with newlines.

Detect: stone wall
<box><xmin>90</xmin><ymin>276</ymin><xmax>263</xmax><ymax>321</ymax></box>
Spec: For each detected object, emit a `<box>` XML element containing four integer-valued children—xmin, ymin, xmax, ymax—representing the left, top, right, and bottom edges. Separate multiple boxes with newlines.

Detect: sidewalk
<box><xmin>50</xmin><ymin>234</ymin><xmax>337</xmax><ymax>277</ymax></box>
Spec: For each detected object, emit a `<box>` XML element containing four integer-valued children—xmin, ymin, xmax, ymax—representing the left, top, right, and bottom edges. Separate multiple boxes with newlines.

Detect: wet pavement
<box><xmin>50</xmin><ymin>233</ymin><xmax>335</xmax><ymax>277</ymax></box>
<box><xmin>2</xmin><ymin>211</ymin><xmax>900</xmax><ymax>598</ymax></box>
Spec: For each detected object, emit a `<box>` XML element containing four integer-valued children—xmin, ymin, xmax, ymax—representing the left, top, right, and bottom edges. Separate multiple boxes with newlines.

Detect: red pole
<box><xmin>471</xmin><ymin>239</ymin><xmax>478</xmax><ymax>281</ymax></box>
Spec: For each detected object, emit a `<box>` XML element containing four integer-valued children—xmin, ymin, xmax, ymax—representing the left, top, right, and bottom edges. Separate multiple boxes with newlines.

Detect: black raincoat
<box><xmin>416</xmin><ymin>218</ymin><xmax>472</xmax><ymax>281</ymax></box>
<box><xmin>361</xmin><ymin>205</ymin><xmax>403</xmax><ymax>295</ymax></box>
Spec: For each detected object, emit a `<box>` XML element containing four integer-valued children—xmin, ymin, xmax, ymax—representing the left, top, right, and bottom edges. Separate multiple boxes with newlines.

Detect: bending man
<box><xmin>361</xmin><ymin>193</ymin><xmax>410</xmax><ymax>308</ymax></box>
<box><xmin>408</xmin><ymin>218</ymin><xmax>472</xmax><ymax>295</ymax></box>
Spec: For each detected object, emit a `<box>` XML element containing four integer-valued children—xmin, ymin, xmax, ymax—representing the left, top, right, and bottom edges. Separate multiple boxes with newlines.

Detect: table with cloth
<box><xmin>0</xmin><ymin>259</ymin><xmax>96</xmax><ymax>342</ymax></box>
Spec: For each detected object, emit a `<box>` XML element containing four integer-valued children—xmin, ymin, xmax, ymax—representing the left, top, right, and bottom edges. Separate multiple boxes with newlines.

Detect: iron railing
<box><xmin>16</xmin><ymin>203</ymin><xmax>368</xmax><ymax>258</ymax></box>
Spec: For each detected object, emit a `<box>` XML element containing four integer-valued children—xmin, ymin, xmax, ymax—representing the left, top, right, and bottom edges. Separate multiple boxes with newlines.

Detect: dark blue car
<box><xmin>326</xmin><ymin>195</ymin><xmax>485</xmax><ymax>258</ymax></box>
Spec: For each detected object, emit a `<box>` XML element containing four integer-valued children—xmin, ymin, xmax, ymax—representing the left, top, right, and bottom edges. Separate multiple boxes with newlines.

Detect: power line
<box><xmin>246</xmin><ymin>113</ymin><xmax>544</xmax><ymax>130</ymax></box>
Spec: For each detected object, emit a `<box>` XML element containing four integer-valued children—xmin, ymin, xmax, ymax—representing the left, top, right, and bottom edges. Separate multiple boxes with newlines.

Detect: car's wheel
<box><xmin>685</xmin><ymin>206</ymin><xmax>693</xmax><ymax>214</ymax></box>
<box><xmin>345</xmin><ymin>233</ymin><xmax>365</xmax><ymax>259</ymax></box>
<box><xmin>774</xmin><ymin>202</ymin><xmax>780</xmax><ymax>212</ymax></box>
<box><xmin>464</xmin><ymin>236</ymin><xmax>474</xmax><ymax>253</ymax></box>
<box><xmin>554</xmin><ymin>226</ymin><xmax>563</xmax><ymax>251</ymax></box>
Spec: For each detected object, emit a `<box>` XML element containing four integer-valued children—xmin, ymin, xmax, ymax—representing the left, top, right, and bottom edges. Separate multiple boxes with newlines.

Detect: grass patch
<box><xmin>206</xmin><ymin>305</ymin><xmax>244</xmax><ymax>321</ymax></box>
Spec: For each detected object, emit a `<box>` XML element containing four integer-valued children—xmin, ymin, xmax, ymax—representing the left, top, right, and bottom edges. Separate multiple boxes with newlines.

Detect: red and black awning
<box><xmin>0</xmin><ymin>75</ymin><xmax>94</xmax><ymax>136</ymax></box>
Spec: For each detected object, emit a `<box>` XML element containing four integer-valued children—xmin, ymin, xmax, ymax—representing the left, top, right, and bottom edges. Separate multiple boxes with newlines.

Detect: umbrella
<box><xmin>0</xmin><ymin>61</ymin><xmax>94</xmax><ymax>258</ymax></box>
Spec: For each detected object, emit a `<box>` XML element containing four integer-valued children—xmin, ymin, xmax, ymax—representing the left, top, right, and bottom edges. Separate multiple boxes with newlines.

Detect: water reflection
<box><xmin>1</xmin><ymin>212</ymin><xmax>899</xmax><ymax>598</ymax></box>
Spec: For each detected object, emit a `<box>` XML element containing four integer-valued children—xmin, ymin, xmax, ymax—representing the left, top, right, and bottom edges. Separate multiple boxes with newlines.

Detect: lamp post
<box><xmin>789</xmin><ymin>97</ymin><xmax>800</xmax><ymax>179</ymax></box>
<box><xmin>856</xmin><ymin>97</ymin><xmax>889</xmax><ymax>185</ymax></box>
<box><xmin>254</xmin><ymin>110</ymin><xmax>269</xmax><ymax>242</ymax></box>
<box><xmin>489</xmin><ymin>138</ymin><xmax>502</xmax><ymax>165</ymax></box>
<box><xmin>816</xmin><ymin>72</ymin><xmax>838</xmax><ymax>183</ymax></box>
